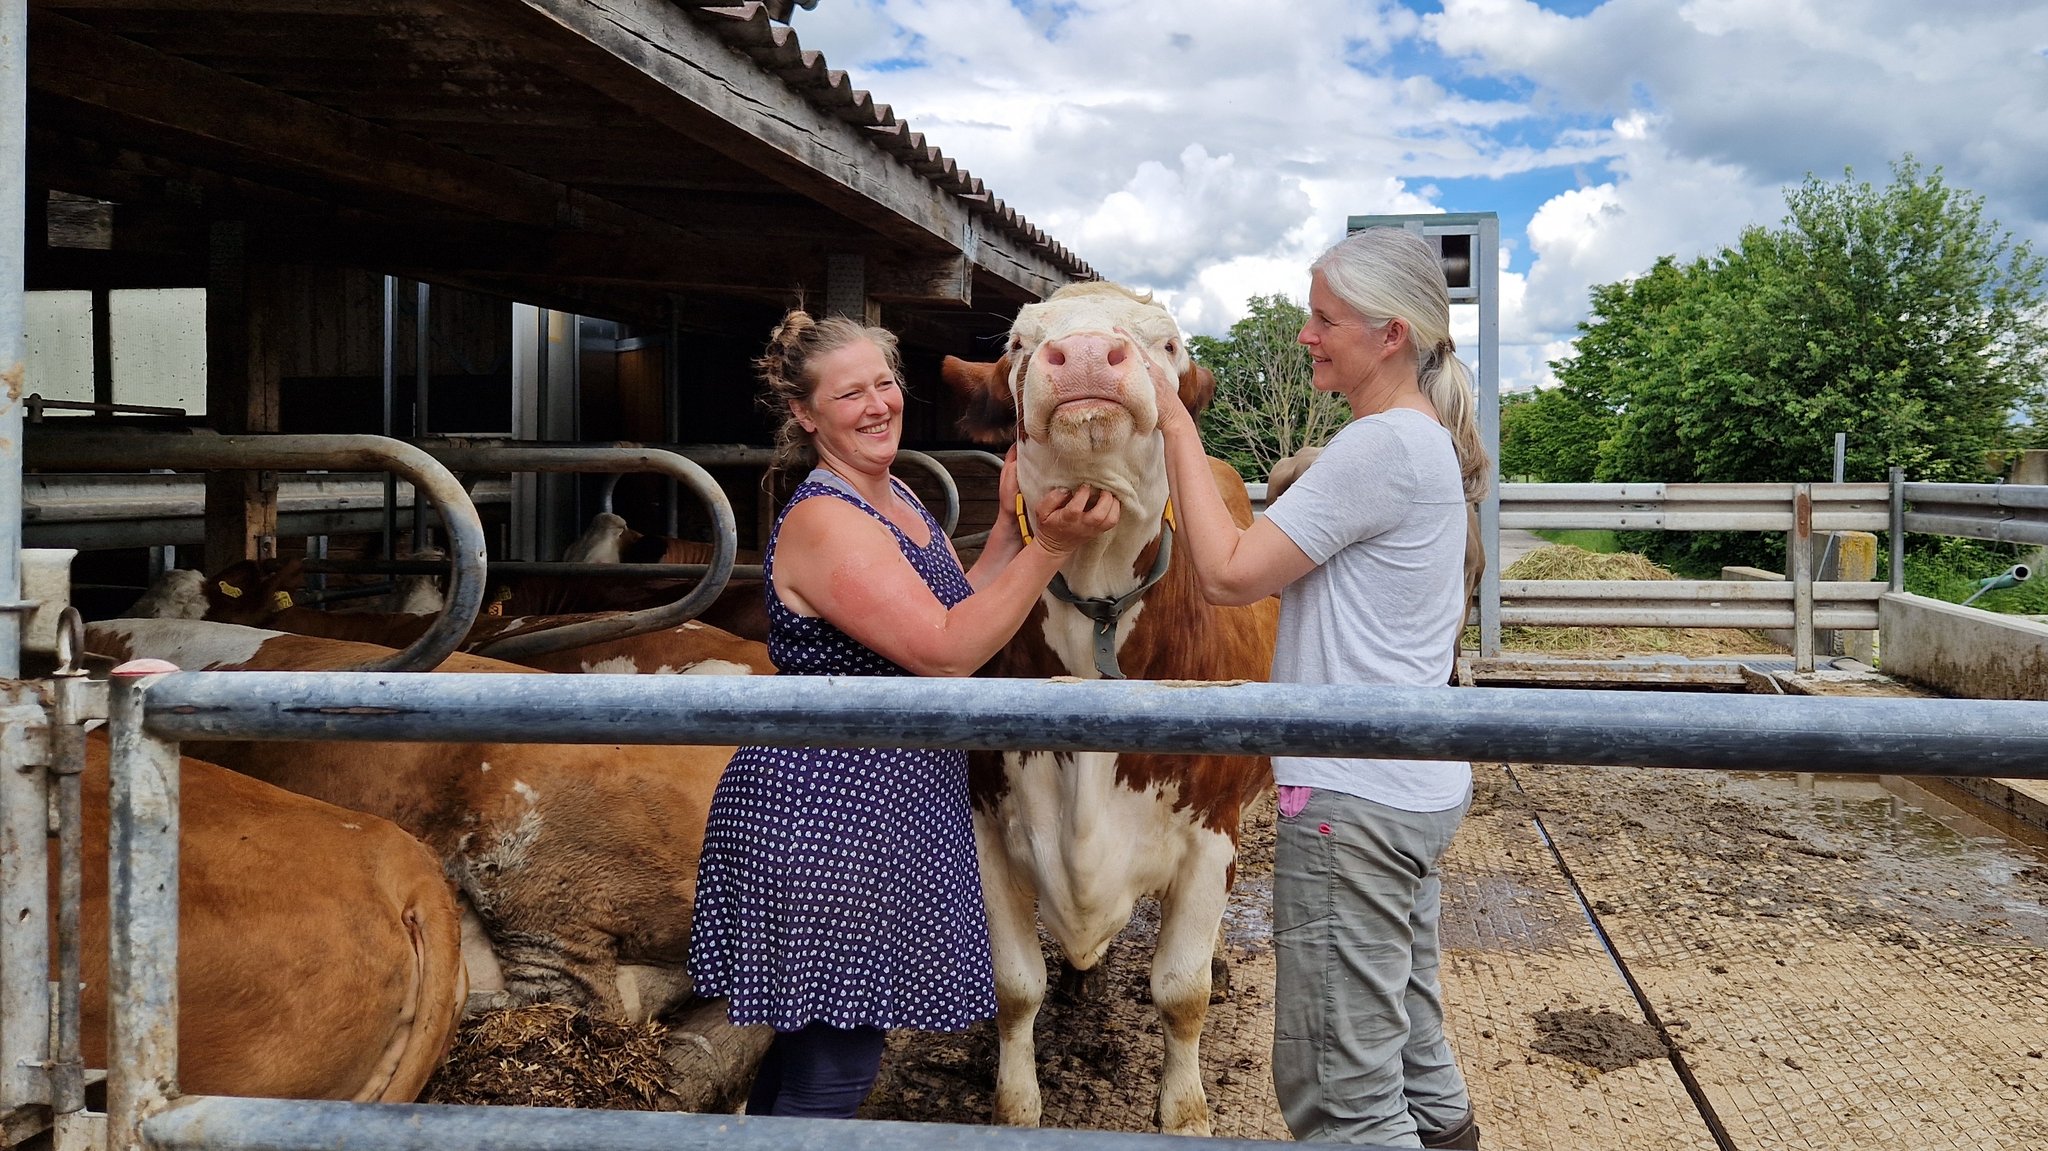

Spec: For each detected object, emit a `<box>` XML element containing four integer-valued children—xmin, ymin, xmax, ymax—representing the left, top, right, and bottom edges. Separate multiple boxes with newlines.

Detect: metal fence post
<box><xmin>1791</xmin><ymin>483</ymin><xmax>1815</xmax><ymax>672</ymax></box>
<box><xmin>107</xmin><ymin>669</ymin><xmax>181</xmax><ymax>1151</ymax></box>
<box><xmin>0</xmin><ymin>686</ymin><xmax>52</xmax><ymax>1128</ymax></box>
<box><xmin>1889</xmin><ymin>466</ymin><xmax>1906</xmax><ymax>593</ymax></box>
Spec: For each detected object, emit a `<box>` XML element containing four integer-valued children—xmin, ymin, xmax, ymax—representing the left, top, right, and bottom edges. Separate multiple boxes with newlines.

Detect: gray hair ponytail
<box><xmin>1311</xmin><ymin>229</ymin><xmax>1491</xmax><ymax>503</ymax></box>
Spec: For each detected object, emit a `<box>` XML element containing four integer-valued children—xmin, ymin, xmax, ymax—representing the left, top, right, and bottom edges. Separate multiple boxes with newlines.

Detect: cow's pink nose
<box><xmin>1044</xmin><ymin>333</ymin><xmax>1127</xmax><ymax>370</ymax></box>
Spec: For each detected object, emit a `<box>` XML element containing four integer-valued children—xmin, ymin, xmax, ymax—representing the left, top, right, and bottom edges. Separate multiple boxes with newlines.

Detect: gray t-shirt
<box><xmin>1261</xmin><ymin>408</ymin><xmax>1472</xmax><ymax>812</ymax></box>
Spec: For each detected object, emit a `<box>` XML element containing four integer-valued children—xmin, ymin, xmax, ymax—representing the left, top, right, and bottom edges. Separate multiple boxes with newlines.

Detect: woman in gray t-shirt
<box><xmin>1143</xmin><ymin>227</ymin><xmax>1491</xmax><ymax>1150</ymax></box>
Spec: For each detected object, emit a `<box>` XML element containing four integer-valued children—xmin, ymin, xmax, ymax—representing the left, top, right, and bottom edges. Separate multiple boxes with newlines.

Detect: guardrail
<box><xmin>1470</xmin><ymin>476</ymin><xmax>2048</xmax><ymax>672</ymax></box>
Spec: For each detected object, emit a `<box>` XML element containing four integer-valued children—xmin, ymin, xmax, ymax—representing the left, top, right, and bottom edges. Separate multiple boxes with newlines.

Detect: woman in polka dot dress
<box><xmin>688</xmin><ymin>310</ymin><xmax>1121</xmax><ymax>1119</ymax></box>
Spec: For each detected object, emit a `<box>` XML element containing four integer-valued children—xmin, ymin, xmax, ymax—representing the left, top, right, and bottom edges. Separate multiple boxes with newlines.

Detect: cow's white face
<box><xmin>1006</xmin><ymin>283</ymin><xmax>1192</xmax><ymax>508</ymax></box>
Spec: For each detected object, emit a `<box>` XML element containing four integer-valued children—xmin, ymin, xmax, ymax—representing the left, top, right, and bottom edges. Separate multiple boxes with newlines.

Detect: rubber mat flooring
<box><xmin>869</xmin><ymin>756</ymin><xmax>2048</xmax><ymax>1149</ymax></box>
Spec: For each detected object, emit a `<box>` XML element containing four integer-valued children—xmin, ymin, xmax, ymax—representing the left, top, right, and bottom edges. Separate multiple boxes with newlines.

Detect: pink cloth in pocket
<box><xmin>1277</xmin><ymin>785</ymin><xmax>1312</xmax><ymax>819</ymax></box>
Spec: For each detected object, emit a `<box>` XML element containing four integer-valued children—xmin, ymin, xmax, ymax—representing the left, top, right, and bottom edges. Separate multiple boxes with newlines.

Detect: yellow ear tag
<box><xmin>217</xmin><ymin>581</ymin><xmax>243</xmax><ymax>599</ymax></box>
<box><xmin>1164</xmin><ymin>498</ymin><xmax>1177</xmax><ymax>531</ymax></box>
<box><xmin>271</xmin><ymin>591</ymin><xmax>294</xmax><ymax>611</ymax></box>
<box><xmin>1013</xmin><ymin>492</ymin><xmax>1034</xmax><ymax>547</ymax></box>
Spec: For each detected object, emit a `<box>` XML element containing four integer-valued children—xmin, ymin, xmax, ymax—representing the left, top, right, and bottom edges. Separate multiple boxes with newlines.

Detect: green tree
<box><xmin>1552</xmin><ymin>158</ymin><xmax>2048</xmax><ymax>574</ymax></box>
<box><xmin>1190</xmin><ymin>295</ymin><xmax>1350</xmax><ymax>481</ymax></box>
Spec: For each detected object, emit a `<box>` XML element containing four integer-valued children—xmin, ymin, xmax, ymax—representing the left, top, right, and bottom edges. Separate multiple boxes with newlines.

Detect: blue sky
<box><xmin>791</xmin><ymin>0</ymin><xmax>2048</xmax><ymax>392</ymax></box>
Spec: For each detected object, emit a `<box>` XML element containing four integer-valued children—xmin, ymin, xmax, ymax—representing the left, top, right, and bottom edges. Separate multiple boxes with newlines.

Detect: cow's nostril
<box><xmin>1106</xmin><ymin>344</ymin><xmax>1127</xmax><ymax>367</ymax></box>
<box><xmin>1046</xmin><ymin>346</ymin><xmax>1066</xmax><ymax>367</ymax></box>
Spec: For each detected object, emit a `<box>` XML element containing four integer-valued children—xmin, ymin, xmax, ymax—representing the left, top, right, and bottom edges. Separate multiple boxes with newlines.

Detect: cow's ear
<box><xmin>941</xmin><ymin>354</ymin><xmax>1017</xmax><ymax>445</ymax></box>
<box><xmin>1179</xmin><ymin>360</ymin><xmax>1218</xmax><ymax>418</ymax></box>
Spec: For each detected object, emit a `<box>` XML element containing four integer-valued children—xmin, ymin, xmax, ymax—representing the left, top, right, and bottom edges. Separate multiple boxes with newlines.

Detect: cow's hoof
<box><xmin>1157</xmin><ymin>1101</ymin><xmax>1212</xmax><ymax>1138</ymax></box>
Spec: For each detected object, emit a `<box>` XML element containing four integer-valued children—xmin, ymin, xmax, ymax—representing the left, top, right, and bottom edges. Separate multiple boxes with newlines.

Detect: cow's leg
<box><xmin>976</xmin><ymin>818</ymin><xmax>1046</xmax><ymax>1127</ymax></box>
<box><xmin>1151</xmin><ymin>857</ymin><xmax>1233</xmax><ymax>1136</ymax></box>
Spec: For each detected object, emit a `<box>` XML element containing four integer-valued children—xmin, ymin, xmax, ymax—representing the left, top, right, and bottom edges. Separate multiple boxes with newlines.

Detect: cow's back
<box><xmin>71</xmin><ymin>734</ymin><xmax>464</xmax><ymax>1101</ymax></box>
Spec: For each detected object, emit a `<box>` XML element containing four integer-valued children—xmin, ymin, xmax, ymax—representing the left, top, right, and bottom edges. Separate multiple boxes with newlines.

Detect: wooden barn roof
<box><xmin>26</xmin><ymin>0</ymin><xmax>1094</xmax><ymax>329</ymax></box>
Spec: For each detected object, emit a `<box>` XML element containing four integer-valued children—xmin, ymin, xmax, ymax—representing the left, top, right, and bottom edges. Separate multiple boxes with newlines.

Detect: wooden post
<box><xmin>202</xmin><ymin>222</ymin><xmax>280</xmax><ymax>574</ymax></box>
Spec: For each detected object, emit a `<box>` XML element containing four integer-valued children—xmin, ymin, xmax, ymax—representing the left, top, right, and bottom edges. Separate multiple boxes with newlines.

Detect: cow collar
<box><xmin>1016</xmin><ymin>493</ymin><xmax>1175</xmax><ymax>680</ymax></box>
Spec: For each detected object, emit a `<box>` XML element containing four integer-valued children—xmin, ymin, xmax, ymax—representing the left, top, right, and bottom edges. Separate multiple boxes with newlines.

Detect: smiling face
<box><xmin>1297</xmin><ymin>269</ymin><xmax>1390</xmax><ymax>406</ymax></box>
<box><xmin>793</xmin><ymin>338</ymin><xmax>904</xmax><ymax>478</ymax></box>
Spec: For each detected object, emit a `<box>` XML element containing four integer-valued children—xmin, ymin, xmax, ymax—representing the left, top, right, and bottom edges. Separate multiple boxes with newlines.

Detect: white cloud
<box><xmin>789</xmin><ymin>0</ymin><xmax>2048</xmax><ymax>393</ymax></box>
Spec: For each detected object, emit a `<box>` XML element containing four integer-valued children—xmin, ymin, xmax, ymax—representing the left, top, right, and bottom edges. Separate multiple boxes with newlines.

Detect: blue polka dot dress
<box><xmin>687</xmin><ymin>469</ymin><xmax>997</xmax><ymax>1032</ymax></box>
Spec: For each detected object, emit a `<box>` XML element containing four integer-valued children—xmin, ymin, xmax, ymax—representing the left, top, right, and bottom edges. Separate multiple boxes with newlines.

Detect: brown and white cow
<box><xmin>84</xmin><ymin>618</ymin><xmax>733</xmax><ymax>1025</ymax></box>
<box><xmin>941</xmin><ymin>281</ymin><xmax>1280</xmax><ymax>1136</ymax></box>
<box><xmin>71</xmin><ymin>730</ymin><xmax>464</xmax><ymax>1100</ymax></box>
<box><xmin>157</xmin><ymin>558</ymin><xmax>775</xmax><ymax>677</ymax></box>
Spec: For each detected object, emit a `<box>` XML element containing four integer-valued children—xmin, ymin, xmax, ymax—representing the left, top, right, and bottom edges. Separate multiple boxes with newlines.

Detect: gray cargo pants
<box><xmin>1272</xmin><ymin>787</ymin><xmax>1471</xmax><ymax>1146</ymax></box>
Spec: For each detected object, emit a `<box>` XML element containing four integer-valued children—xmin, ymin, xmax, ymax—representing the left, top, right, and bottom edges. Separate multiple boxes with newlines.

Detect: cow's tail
<box><xmin>362</xmin><ymin>876</ymin><xmax>468</xmax><ymax>1102</ymax></box>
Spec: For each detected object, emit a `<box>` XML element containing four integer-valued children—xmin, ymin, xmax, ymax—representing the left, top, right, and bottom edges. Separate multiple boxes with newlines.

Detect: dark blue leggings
<box><xmin>745</xmin><ymin>1022</ymin><xmax>887</xmax><ymax>1119</ymax></box>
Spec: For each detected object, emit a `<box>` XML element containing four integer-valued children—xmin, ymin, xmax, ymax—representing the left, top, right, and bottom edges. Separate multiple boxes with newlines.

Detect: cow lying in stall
<box><xmin>85</xmin><ymin>618</ymin><xmax>734</xmax><ymax>1027</ymax></box>
<box><xmin>940</xmin><ymin>281</ymin><xmax>1281</xmax><ymax>1137</ymax></box>
<box><xmin>71</xmin><ymin>729</ymin><xmax>464</xmax><ymax>1101</ymax></box>
<box><xmin>140</xmin><ymin>557</ymin><xmax>774</xmax><ymax>677</ymax></box>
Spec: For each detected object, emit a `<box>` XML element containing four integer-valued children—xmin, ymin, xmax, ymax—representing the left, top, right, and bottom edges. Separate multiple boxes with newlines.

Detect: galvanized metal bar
<box><xmin>1501</xmin><ymin>580</ymin><xmax>1886</xmax><ymax>602</ymax></box>
<box><xmin>1499</xmin><ymin>482</ymin><xmax>1892</xmax><ymax>533</ymax></box>
<box><xmin>46</xmin><ymin>661</ymin><xmax>104</xmax><ymax>1122</ymax></box>
<box><xmin>1889</xmin><ymin>466</ymin><xmax>1906</xmax><ymax>593</ymax></box>
<box><xmin>1792</xmin><ymin>483</ymin><xmax>1815</xmax><ymax>672</ymax></box>
<box><xmin>141</xmin><ymin>1095</ymin><xmax>1284</xmax><ymax>1151</ymax></box>
<box><xmin>412</xmin><ymin>282</ymin><xmax>431</xmax><ymax>551</ymax></box>
<box><xmin>302</xmin><ymin>558</ymin><xmax>763</xmax><ymax>582</ymax></box>
<box><xmin>894</xmin><ymin>449</ymin><xmax>960</xmax><ymax>536</ymax></box>
<box><xmin>1</xmin><ymin>0</ymin><xmax>26</xmax><ymax>680</ymax></box>
<box><xmin>1477</xmin><ymin>212</ymin><xmax>1503</xmax><ymax>660</ymax></box>
<box><xmin>670</xmin><ymin>443</ymin><xmax>962</xmax><ymax>536</ymax></box>
<box><xmin>419</xmin><ymin>443</ymin><xmax>738</xmax><ymax>658</ymax></box>
<box><xmin>1905</xmin><ymin>481</ymin><xmax>2048</xmax><ymax>509</ymax></box>
<box><xmin>1499</xmin><ymin>607</ymin><xmax>1878</xmax><ymax>630</ymax></box>
<box><xmin>107</xmin><ymin>670</ymin><xmax>180</xmax><ymax>1151</ymax></box>
<box><xmin>0</xmin><ymin>685</ymin><xmax>51</xmax><ymax>1114</ymax></box>
<box><xmin>24</xmin><ymin>433</ymin><xmax>487</xmax><ymax>671</ymax></box>
<box><xmin>132</xmin><ymin>671</ymin><xmax>2048</xmax><ymax>779</ymax></box>
<box><xmin>1903</xmin><ymin>511</ymin><xmax>2048</xmax><ymax>548</ymax></box>
<box><xmin>381</xmin><ymin>275</ymin><xmax>398</xmax><ymax>564</ymax></box>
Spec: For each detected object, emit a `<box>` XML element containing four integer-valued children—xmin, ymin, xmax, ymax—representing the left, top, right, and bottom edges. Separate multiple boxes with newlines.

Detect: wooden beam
<box><xmin>28</xmin><ymin>17</ymin><xmax>992</xmax><ymax>306</ymax></box>
<box><xmin>202</xmin><ymin>222</ymin><xmax>282</xmax><ymax>572</ymax></box>
<box><xmin>453</xmin><ymin>0</ymin><xmax>1075</xmax><ymax>299</ymax></box>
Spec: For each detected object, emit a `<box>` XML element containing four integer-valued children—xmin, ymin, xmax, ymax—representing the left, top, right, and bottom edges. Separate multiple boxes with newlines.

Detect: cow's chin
<box><xmin>1044</xmin><ymin>402</ymin><xmax>1136</xmax><ymax>456</ymax></box>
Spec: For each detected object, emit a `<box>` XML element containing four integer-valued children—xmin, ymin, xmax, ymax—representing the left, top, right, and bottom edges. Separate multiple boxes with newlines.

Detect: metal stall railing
<box><xmin>24</xmin><ymin>432</ymin><xmax>488</xmax><ymax>672</ymax></box>
<box><xmin>404</xmin><ymin>442</ymin><xmax>739</xmax><ymax>660</ymax></box>
<box><xmin>95</xmin><ymin>669</ymin><xmax>2048</xmax><ymax>1151</ymax></box>
<box><xmin>670</xmin><ymin>443</ymin><xmax>963</xmax><ymax>542</ymax></box>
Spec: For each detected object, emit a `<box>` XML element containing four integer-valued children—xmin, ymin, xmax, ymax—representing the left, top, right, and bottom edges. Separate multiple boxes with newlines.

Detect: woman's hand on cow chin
<box><xmin>1032</xmin><ymin>484</ymin><xmax>1121</xmax><ymax>558</ymax></box>
<box><xmin>1119</xmin><ymin>326</ymin><xmax>1197</xmax><ymax>439</ymax></box>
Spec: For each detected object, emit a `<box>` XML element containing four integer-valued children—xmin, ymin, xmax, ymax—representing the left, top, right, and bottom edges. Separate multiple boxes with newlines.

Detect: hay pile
<box><xmin>1477</xmin><ymin>544</ymin><xmax>1782</xmax><ymax>658</ymax></box>
<box><xmin>422</xmin><ymin>1003</ymin><xmax>682</xmax><ymax>1110</ymax></box>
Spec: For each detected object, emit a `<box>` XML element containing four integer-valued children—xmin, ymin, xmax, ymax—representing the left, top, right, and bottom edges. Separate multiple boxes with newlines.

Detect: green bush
<box><xmin>1894</xmin><ymin>537</ymin><xmax>2048</xmax><ymax>615</ymax></box>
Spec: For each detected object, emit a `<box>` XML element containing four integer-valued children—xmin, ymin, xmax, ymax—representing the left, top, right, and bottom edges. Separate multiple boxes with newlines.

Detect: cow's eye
<box><xmin>1164</xmin><ymin>339</ymin><xmax>1178</xmax><ymax>355</ymax></box>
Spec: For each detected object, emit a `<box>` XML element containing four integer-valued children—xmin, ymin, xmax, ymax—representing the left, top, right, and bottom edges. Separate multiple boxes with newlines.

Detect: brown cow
<box><xmin>84</xmin><ymin>618</ymin><xmax>732</xmax><ymax>1024</ymax></box>
<box><xmin>940</xmin><ymin>281</ymin><xmax>1280</xmax><ymax>1137</ymax></box>
<box><xmin>70</xmin><ymin>730</ymin><xmax>463</xmax><ymax>1100</ymax></box>
<box><xmin>152</xmin><ymin>558</ymin><xmax>775</xmax><ymax>677</ymax></box>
